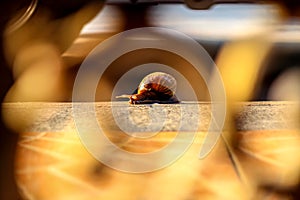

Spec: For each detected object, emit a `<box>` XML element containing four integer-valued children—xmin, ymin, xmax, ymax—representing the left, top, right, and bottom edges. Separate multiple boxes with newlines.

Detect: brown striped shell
<box><xmin>129</xmin><ymin>72</ymin><xmax>179</xmax><ymax>104</ymax></box>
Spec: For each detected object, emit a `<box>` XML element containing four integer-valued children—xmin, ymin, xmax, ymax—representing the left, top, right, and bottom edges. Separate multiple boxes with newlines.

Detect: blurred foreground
<box><xmin>2</xmin><ymin>102</ymin><xmax>300</xmax><ymax>200</ymax></box>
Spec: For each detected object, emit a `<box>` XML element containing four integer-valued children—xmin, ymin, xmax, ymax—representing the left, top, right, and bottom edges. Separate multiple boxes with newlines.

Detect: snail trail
<box><xmin>116</xmin><ymin>72</ymin><xmax>180</xmax><ymax>104</ymax></box>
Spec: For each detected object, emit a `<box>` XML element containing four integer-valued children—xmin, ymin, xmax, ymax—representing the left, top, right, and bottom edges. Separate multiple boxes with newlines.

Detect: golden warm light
<box><xmin>0</xmin><ymin>1</ymin><xmax>300</xmax><ymax>200</ymax></box>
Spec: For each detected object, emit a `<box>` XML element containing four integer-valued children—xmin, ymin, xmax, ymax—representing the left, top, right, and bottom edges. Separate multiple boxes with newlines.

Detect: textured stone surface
<box><xmin>2</xmin><ymin>102</ymin><xmax>299</xmax><ymax>200</ymax></box>
<box><xmin>2</xmin><ymin>101</ymin><xmax>299</xmax><ymax>133</ymax></box>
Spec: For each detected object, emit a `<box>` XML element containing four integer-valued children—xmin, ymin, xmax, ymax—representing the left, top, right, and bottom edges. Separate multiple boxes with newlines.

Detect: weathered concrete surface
<box><xmin>2</xmin><ymin>101</ymin><xmax>299</xmax><ymax>133</ymax></box>
<box><xmin>3</xmin><ymin>102</ymin><xmax>299</xmax><ymax>200</ymax></box>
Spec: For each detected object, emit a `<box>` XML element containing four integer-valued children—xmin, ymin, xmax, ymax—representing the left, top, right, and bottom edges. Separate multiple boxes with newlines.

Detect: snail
<box><xmin>117</xmin><ymin>72</ymin><xmax>179</xmax><ymax>104</ymax></box>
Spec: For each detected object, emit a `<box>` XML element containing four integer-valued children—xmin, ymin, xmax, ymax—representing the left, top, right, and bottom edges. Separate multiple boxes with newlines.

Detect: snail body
<box><xmin>117</xmin><ymin>72</ymin><xmax>179</xmax><ymax>104</ymax></box>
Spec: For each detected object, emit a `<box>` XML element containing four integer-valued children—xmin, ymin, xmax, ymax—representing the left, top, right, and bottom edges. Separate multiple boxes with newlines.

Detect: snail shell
<box><xmin>129</xmin><ymin>72</ymin><xmax>179</xmax><ymax>104</ymax></box>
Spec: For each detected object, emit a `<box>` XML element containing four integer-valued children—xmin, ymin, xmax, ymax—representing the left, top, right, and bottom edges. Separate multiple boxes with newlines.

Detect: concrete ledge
<box><xmin>2</xmin><ymin>101</ymin><xmax>299</xmax><ymax>133</ymax></box>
